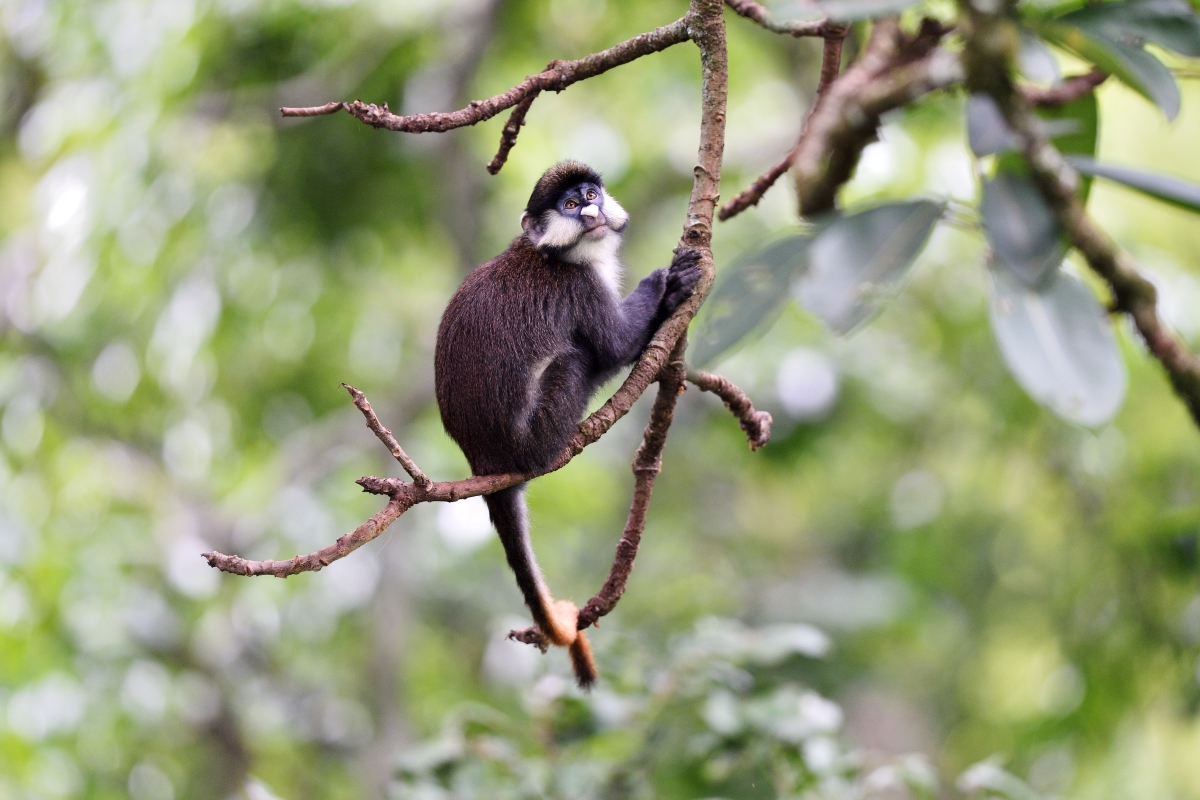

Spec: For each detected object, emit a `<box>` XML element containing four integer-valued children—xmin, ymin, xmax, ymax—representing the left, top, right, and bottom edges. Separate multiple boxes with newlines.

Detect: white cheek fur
<box><xmin>536</xmin><ymin>212</ymin><xmax>583</xmax><ymax>250</ymax></box>
<box><xmin>602</xmin><ymin>190</ymin><xmax>629</xmax><ymax>231</ymax></box>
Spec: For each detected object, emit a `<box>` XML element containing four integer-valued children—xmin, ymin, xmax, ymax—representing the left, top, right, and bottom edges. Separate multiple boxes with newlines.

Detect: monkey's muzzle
<box><xmin>580</xmin><ymin>206</ymin><xmax>610</xmax><ymax>237</ymax></box>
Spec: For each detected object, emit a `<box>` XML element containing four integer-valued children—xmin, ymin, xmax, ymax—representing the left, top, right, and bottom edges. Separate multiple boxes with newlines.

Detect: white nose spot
<box><xmin>580</xmin><ymin>204</ymin><xmax>599</xmax><ymax>218</ymax></box>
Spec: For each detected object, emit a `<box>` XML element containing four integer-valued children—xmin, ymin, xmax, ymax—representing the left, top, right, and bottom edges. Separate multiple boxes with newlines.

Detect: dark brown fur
<box><xmin>434</xmin><ymin>164</ymin><xmax>699</xmax><ymax>688</ymax></box>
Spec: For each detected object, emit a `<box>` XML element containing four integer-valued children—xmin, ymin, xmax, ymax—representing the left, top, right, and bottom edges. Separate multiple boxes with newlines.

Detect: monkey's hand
<box><xmin>660</xmin><ymin>247</ymin><xmax>702</xmax><ymax>316</ymax></box>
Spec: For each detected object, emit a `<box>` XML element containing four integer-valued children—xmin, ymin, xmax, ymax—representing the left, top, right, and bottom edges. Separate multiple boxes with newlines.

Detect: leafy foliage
<box><xmin>988</xmin><ymin>269</ymin><xmax>1127</xmax><ymax>427</ymax></box>
<box><xmin>1066</xmin><ymin>155</ymin><xmax>1200</xmax><ymax>213</ymax></box>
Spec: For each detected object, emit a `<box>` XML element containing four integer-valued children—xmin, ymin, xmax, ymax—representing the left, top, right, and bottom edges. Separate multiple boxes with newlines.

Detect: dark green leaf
<box><xmin>794</xmin><ymin>200</ymin><xmax>942</xmax><ymax>334</ymax></box>
<box><xmin>1065</xmin><ymin>155</ymin><xmax>1200</xmax><ymax>212</ymax></box>
<box><xmin>1035</xmin><ymin>19</ymin><xmax>1181</xmax><ymax>119</ymax></box>
<box><xmin>988</xmin><ymin>269</ymin><xmax>1127</xmax><ymax>427</ymax></box>
<box><xmin>969</xmin><ymin>93</ymin><xmax>1097</xmax><ymax>202</ymax></box>
<box><xmin>1036</xmin><ymin>91</ymin><xmax>1099</xmax><ymax>200</ymax></box>
<box><xmin>1059</xmin><ymin>0</ymin><xmax>1200</xmax><ymax>57</ymax></box>
<box><xmin>981</xmin><ymin>173</ymin><xmax>1065</xmax><ymax>288</ymax></box>
<box><xmin>1039</xmin><ymin>92</ymin><xmax>1099</xmax><ymax>159</ymax></box>
<box><xmin>691</xmin><ymin>236</ymin><xmax>813</xmax><ymax>366</ymax></box>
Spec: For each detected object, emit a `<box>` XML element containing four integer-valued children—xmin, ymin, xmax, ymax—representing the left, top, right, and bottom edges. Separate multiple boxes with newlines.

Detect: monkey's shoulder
<box><xmin>451</xmin><ymin>238</ymin><xmax>610</xmax><ymax>310</ymax></box>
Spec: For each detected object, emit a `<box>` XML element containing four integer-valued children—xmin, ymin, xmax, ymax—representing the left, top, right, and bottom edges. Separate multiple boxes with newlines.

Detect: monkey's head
<box><xmin>519</xmin><ymin>161</ymin><xmax>629</xmax><ymax>261</ymax></box>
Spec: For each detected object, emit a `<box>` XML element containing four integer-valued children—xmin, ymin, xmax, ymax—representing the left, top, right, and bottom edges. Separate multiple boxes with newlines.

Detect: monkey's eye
<box><xmin>564</xmin><ymin>200</ymin><xmax>578</xmax><ymax>210</ymax></box>
<box><xmin>585</xmin><ymin>190</ymin><xmax>597</xmax><ymax>201</ymax></box>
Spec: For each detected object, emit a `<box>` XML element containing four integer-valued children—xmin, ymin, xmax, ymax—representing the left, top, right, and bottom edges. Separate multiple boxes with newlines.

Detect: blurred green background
<box><xmin>1</xmin><ymin>0</ymin><xmax>1199</xmax><ymax>797</ymax></box>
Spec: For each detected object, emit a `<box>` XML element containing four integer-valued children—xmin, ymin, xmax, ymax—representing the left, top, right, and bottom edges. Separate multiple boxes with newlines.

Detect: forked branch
<box><xmin>720</xmin><ymin>27</ymin><xmax>848</xmax><ymax>221</ymax></box>
<box><xmin>793</xmin><ymin>19</ymin><xmax>959</xmax><ymax>216</ymax></box>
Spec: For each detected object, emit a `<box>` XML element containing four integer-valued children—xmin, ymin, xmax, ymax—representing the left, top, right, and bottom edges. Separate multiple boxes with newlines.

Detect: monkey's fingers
<box><xmin>669</xmin><ymin>247</ymin><xmax>703</xmax><ymax>272</ymax></box>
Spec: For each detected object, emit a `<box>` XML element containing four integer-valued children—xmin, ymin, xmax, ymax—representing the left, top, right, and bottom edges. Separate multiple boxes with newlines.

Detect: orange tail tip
<box><xmin>542</xmin><ymin>597</ymin><xmax>581</xmax><ymax>647</ymax></box>
<box><xmin>569</xmin><ymin>631</ymin><xmax>598</xmax><ymax>690</ymax></box>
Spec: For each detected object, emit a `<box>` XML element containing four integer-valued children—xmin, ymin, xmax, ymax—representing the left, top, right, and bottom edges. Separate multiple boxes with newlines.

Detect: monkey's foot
<box><xmin>507</xmin><ymin>626</ymin><xmax>550</xmax><ymax>652</ymax></box>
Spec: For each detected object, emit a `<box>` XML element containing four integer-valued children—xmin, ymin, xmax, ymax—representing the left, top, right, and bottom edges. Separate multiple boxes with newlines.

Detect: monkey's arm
<box><xmin>587</xmin><ymin>249</ymin><xmax>702</xmax><ymax>370</ymax></box>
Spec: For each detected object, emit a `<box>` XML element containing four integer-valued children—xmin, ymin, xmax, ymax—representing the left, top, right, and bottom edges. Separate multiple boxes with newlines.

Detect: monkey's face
<box><xmin>522</xmin><ymin>180</ymin><xmax>629</xmax><ymax>254</ymax></box>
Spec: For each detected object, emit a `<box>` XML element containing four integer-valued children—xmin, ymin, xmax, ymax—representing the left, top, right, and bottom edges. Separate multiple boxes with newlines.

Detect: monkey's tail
<box><xmin>486</xmin><ymin>486</ymin><xmax>597</xmax><ymax>689</ymax></box>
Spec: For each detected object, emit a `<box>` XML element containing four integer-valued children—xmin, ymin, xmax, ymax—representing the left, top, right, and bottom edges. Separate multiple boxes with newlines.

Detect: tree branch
<box><xmin>486</xmin><ymin>90</ymin><xmax>539</xmax><ymax>174</ymax></box>
<box><xmin>688</xmin><ymin>368</ymin><xmax>773</xmax><ymax>449</ymax></box>
<box><xmin>719</xmin><ymin>28</ymin><xmax>847</xmax><ymax>220</ymax></box>
<box><xmin>280</xmin><ymin>17</ymin><xmax>691</xmax><ymax>137</ymax></box>
<box><xmin>792</xmin><ymin>19</ymin><xmax>959</xmax><ymax>216</ymax></box>
<box><xmin>960</xmin><ymin>3</ymin><xmax>1200</xmax><ymax>428</ymax></box>
<box><xmin>724</xmin><ymin>0</ymin><xmax>837</xmax><ymax>37</ymax></box>
<box><xmin>1022</xmin><ymin>69</ymin><xmax>1107</xmax><ymax>108</ymax></box>
<box><xmin>342</xmin><ymin>383</ymin><xmax>431</xmax><ymax>487</ymax></box>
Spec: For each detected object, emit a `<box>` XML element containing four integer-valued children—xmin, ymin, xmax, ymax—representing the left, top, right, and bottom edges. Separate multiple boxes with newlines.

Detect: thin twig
<box><xmin>281</xmin><ymin>17</ymin><xmax>691</xmax><ymax>134</ymax></box>
<box><xmin>961</xmin><ymin>4</ymin><xmax>1200</xmax><ymax>428</ymax></box>
<box><xmin>279</xmin><ymin>101</ymin><xmax>345</xmax><ymax>117</ymax></box>
<box><xmin>1022</xmin><ymin>69</ymin><xmax>1107</xmax><ymax>107</ymax></box>
<box><xmin>724</xmin><ymin>0</ymin><xmax>836</xmax><ymax>37</ymax></box>
<box><xmin>719</xmin><ymin>29</ymin><xmax>846</xmax><ymax>220</ymax></box>
<box><xmin>486</xmin><ymin>90</ymin><xmax>539</xmax><ymax>174</ymax></box>
<box><xmin>688</xmin><ymin>368</ymin><xmax>773</xmax><ymax>449</ymax></box>
<box><xmin>342</xmin><ymin>383</ymin><xmax>431</xmax><ymax>487</ymax></box>
<box><xmin>577</xmin><ymin>353</ymin><xmax>685</xmax><ymax>628</ymax></box>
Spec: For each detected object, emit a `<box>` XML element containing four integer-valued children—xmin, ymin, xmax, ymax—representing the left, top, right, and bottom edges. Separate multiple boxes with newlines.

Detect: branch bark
<box><xmin>486</xmin><ymin>90</ymin><xmax>539</xmax><ymax>174</ymax></box>
<box><xmin>725</xmin><ymin>0</ymin><xmax>838</xmax><ymax>37</ymax></box>
<box><xmin>719</xmin><ymin>28</ymin><xmax>847</xmax><ymax>220</ymax></box>
<box><xmin>280</xmin><ymin>16</ymin><xmax>690</xmax><ymax>139</ymax></box>
<box><xmin>1022</xmin><ymin>69</ymin><xmax>1107</xmax><ymax>108</ymax></box>
<box><xmin>960</xmin><ymin>3</ymin><xmax>1200</xmax><ymax>428</ymax></box>
<box><xmin>793</xmin><ymin>19</ymin><xmax>959</xmax><ymax>216</ymax></box>
<box><xmin>688</xmin><ymin>368</ymin><xmax>773</xmax><ymax>449</ymax></box>
<box><xmin>343</xmin><ymin>384</ymin><xmax>430</xmax><ymax>487</ymax></box>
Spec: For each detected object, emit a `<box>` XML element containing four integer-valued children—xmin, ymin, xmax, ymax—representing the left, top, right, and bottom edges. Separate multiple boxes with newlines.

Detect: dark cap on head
<box><xmin>525</xmin><ymin>161</ymin><xmax>603</xmax><ymax>216</ymax></box>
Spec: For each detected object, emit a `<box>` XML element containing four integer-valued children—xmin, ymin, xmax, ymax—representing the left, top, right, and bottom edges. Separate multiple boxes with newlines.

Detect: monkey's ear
<box><xmin>520</xmin><ymin>211</ymin><xmax>544</xmax><ymax>246</ymax></box>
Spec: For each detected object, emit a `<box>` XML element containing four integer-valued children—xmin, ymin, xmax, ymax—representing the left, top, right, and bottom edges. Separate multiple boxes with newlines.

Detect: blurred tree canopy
<box><xmin>2</xmin><ymin>0</ymin><xmax>1200</xmax><ymax>798</ymax></box>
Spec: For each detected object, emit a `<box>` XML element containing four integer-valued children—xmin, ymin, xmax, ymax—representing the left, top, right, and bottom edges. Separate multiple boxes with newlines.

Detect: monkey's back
<box><xmin>435</xmin><ymin>238</ymin><xmax>610</xmax><ymax>476</ymax></box>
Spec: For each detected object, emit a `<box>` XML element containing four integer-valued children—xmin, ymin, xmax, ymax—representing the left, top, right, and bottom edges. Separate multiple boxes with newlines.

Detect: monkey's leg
<box><xmin>485</xmin><ymin>486</ymin><xmax>597</xmax><ymax>688</ymax></box>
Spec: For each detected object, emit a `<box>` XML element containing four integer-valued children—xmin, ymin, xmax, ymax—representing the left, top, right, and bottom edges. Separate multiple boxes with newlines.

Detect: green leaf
<box><xmin>1035</xmin><ymin>91</ymin><xmax>1099</xmax><ymax>200</ymax></box>
<box><xmin>691</xmin><ymin>236</ymin><xmax>813</xmax><ymax>366</ymax></box>
<box><xmin>969</xmin><ymin>92</ymin><xmax>1097</xmax><ymax>201</ymax></box>
<box><xmin>1039</xmin><ymin>92</ymin><xmax>1099</xmax><ymax>159</ymax></box>
<box><xmin>988</xmin><ymin>269</ymin><xmax>1127</xmax><ymax>427</ymax></box>
<box><xmin>1065</xmin><ymin>155</ymin><xmax>1200</xmax><ymax>213</ymax></box>
<box><xmin>794</xmin><ymin>200</ymin><xmax>942</xmax><ymax>334</ymax></box>
<box><xmin>981</xmin><ymin>173</ymin><xmax>1065</xmax><ymax>288</ymax></box>
<box><xmin>1035</xmin><ymin>19</ymin><xmax>1180</xmax><ymax>119</ymax></box>
<box><xmin>1059</xmin><ymin>0</ymin><xmax>1200</xmax><ymax>57</ymax></box>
